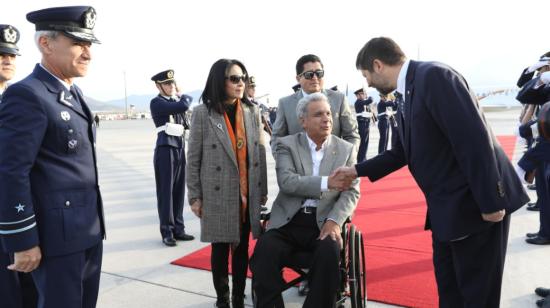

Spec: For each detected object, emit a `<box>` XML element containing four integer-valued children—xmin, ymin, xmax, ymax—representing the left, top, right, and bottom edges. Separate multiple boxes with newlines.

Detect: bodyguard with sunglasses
<box><xmin>187</xmin><ymin>59</ymin><xmax>268</xmax><ymax>308</ymax></box>
<box><xmin>271</xmin><ymin>54</ymin><xmax>359</xmax><ymax>155</ymax></box>
<box><xmin>150</xmin><ymin>69</ymin><xmax>195</xmax><ymax>247</ymax></box>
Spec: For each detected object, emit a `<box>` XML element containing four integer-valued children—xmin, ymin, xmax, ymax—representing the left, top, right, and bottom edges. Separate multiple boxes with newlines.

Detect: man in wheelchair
<box><xmin>250</xmin><ymin>93</ymin><xmax>360</xmax><ymax>308</ymax></box>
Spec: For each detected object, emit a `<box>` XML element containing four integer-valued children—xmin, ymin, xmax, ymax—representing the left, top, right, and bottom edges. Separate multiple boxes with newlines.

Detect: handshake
<box><xmin>328</xmin><ymin>166</ymin><xmax>358</xmax><ymax>191</ymax></box>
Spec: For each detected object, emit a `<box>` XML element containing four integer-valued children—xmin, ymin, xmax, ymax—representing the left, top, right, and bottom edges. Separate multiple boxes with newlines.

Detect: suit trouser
<box><xmin>32</xmin><ymin>242</ymin><xmax>102</xmax><ymax>308</ymax></box>
<box><xmin>0</xmin><ymin>252</ymin><xmax>38</xmax><ymax>308</ymax></box>
<box><xmin>377</xmin><ymin>118</ymin><xmax>389</xmax><ymax>154</ymax></box>
<box><xmin>211</xmin><ymin>212</ymin><xmax>251</xmax><ymax>305</ymax></box>
<box><xmin>250</xmin><ymin>211</ymin><xmax>340</xmax><ymax>308</ymax></box>
<box><xmin>154</xmin><ymin>146</ymin><xmax>186</xmax><ymax>238</ymax></box>
<box><xmin>536</xmin><ymin>163</ymin><xmax>550</xmax><ymax>238</ymax></box>
<box><xmin>356</xmin><ymin>119</ymin><xmax>370</xmax><ymax>163</ymax></box>
<box><xmin>432</xmin><ymin>215</ymin><xmax>510</xmax><ymax>308</ymax></box>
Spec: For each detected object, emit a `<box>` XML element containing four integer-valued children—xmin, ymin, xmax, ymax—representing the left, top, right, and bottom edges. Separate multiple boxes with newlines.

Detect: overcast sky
<box><xmin>2</xmin><ymin>0</ymin><xmax>547</xmax><ymax>104</ymax></box>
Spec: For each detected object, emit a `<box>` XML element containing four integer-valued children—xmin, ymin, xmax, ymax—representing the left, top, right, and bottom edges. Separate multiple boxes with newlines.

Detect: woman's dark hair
<box><xmin>356</xmin><ymin>37</ymin><xmax>405</xmax><ymax>72</ymax></box>
<box><xmin>200</xmin><ymin>59</ymin><xmax>251</xmax><ymax>114</ymax></box>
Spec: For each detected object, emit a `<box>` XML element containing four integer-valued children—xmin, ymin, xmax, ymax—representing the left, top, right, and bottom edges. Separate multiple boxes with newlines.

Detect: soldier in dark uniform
<box><xmin>150</xmin><ymin>69</ymin><xmax>194</xmax><ymax>246</ymax></box>
<box><xmin>0</xmin><ymin>23</ymin><xmax>39</xmax><ymax>308</ymax></box>
<box><xmin>376</xmin><ymin>93</ymin><xmax>397</xmax><ymax>153</ymax></box>
<box><xmin>517</xmin><ymin>74</ymin><xmax>550</xmax><ymax>246</ymax></box>
<box><xmin>354</xmin><ymin>88</ymin><xmax>374</xmax><ymax>162</ymax></box>
<box><xmin>0</xmin><ymin>6</ymin><xmax>105</xmax><ymax>308</ymax></box>
<box><xmin>246</xmin><ymin>76</ymin><xmax>272</xmax><ymax>135</ymax></box>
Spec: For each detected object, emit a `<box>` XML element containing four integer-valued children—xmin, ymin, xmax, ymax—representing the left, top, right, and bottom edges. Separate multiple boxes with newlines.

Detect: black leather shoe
<box><xmin>214</xmin><ymin>301</ymin><xmax>230</xmax><ymax>308</ymax></box>
<box><xmin>526</xmin><ymin>236</ymin><xmax>550</xmax><ymax>245</ymax></box>
<box><xmin>535</xmin><ymin>287</ymin><xmax>550</xmax><ymax>297</ymax></box>
<box><xmin>231</xmin><ymin>296</ymin><xmax>244</xmax><ymax>308</ymax></box>
<box><xmin>174</xmin><ymin>233</ymin><xmax>195</xmax><ymax>241</ymax></box>
<box><xmin>536</xmin><ymin>298</ymin><xmax>545</xmax><ymax>308</ymax></box>
<box><xmin>527</xmin><ymin>204</ymin><xmax>540</xmax><ymax>211</ymax></box>
<box><xmin>526</xmin><ymin>232</ymin><xmax>540</xmax><ymax>238</ymax></box>
<box><xmin>527</xmin><ymin>202</ymin><xmax>537</xmax><ymax>207</ymax></box>
<box><xmin>162</xmin><ymin>237</ymin><xmax>177</xmax><ymax>247</ymax></box>
<box><xmin>298</xmin><ymin>280</ymin><xmax>309</xmax><ymax>296</ymax></box>
<box><xmin>528</xmin><ymin>183</ymin><xmax>537</xmax><ymax>190</ymax></box>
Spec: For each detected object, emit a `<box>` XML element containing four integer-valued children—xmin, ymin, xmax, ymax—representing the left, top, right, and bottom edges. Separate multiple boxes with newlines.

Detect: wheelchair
<box><xmin>253</xmin><ymin>209</ymin><xmax>367</xmax><ymax>308</ymax></box>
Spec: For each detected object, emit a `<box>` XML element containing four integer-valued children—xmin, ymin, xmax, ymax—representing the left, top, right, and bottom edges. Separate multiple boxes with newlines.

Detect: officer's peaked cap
<box><xmin>27</xmin><ymin>6</ymin><xmax>100</xmax><ymax>44</ymax></box>
<box><xmin>0</xmin><ymin>24</ymin><xmax>21</xmax><ymax>56</ymax></box>
<box><xmin>151</xmin><ymin>70</ymin><xmax>175</xmax><ymax>83</ymax></box>
<box><xmin>354</xmin><ymin>88</ymin><xmax>364</xmax><ymax>95</ymax></box>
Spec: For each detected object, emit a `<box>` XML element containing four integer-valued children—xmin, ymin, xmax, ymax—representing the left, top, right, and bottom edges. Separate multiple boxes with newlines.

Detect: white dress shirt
<box><xmin>396</xmin><ymin>59</ymin><xmax>411</xmax><ymax>100</ymax></box>
<box><xmin>302</xmin><ymin>134</ymin><xmax>329</xmax><ymax>208</ymax></box>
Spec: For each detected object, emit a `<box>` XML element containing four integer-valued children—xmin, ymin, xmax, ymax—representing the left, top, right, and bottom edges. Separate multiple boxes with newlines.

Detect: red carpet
<box><xmin>172</xmin><ymin>136</ymin><xmax>517</xmax><ymax>308</ymax></box>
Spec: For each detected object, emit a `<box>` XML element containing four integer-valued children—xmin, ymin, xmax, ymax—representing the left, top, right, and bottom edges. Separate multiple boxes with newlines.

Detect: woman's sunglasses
<box><xmin>300</xmin><ymin>70</ymin><xmax>324</xmax><ymax>80</ymax></box>
<box><xmin>226</xmin><ymin>75</ymin><xmax>248</xmax><ymax>84</ymax></box>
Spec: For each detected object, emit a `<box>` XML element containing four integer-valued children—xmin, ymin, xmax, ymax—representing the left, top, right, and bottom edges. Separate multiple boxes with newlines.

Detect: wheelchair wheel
<box><xmin>348</xmin><ymin>225</ymin><xmax>360</xmax><ymax>308</ymax></box>
<box><xmin>354</xmin><ymin>231</ymin><xmax>367</xmax><ymax>308</ymax></box>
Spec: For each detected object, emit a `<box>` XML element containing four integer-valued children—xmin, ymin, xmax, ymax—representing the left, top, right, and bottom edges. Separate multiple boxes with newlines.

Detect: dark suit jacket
<box><xmin>150</xmin><ymin>94</ymin><xmax>190</xmax><ymax>148</ymax></box>
<box><xmin>0</xmin><ymin>64</ymin><xmax>104</xmax><ymax>256</ymax></box>
<box><xmin>357</xmin><ymin>60</ymin><xmax>529</xmax><ymax>241</ymax></box>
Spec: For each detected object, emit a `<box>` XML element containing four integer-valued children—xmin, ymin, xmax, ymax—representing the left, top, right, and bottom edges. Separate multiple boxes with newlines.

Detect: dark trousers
<box><xmin>0</xmin><ymin>252</ymin><xmax>38</xmax><ymax>308</ymax></box>
<box><xmin>211</xmin><ymin>215</ymin><xmax>251</xmax><ymax>305</ymax></box>
<box><xmin>432</xmin><ymin>215</ymin><xmax>510</xmax><ymax>308</ymax></box>
<box><xmin>250</xmin><ymin>211</ymin><xmax>340</xmax><ymax>308</ymax></box>
<box><xmin>378</xmin><ymin>118</ymin><xmax>390</xmax><ymax>154</ymax></box>
<box><xmin>154</xmin><ymin>146</ymin><xmax>186</xmax><ymax>238</ymax></box>
<box><xmin>32</xmin><ymin>242</ymin><xmax>103</xmax><ymax>308</ymax></box>
<box><xmin>536</xmin><ymin>163</ymin><xmax>550</xmax><ymax>238</ymax></box>
<box><xmin>356</xmin><ymin>119</ymin><xmax>370</xmax><ymax>163</ymax></box>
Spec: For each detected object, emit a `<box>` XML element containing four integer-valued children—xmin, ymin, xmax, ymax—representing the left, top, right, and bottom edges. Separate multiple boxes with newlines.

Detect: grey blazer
<box><xmin>268</xmin><ymin>133</ymin><xmax>360</xmax><ymax>231</ymax></box>
<box><xmin>271</xmin><ymin>89</ymin><xmax>360</xmax><ymax>155</ymax></box>
<box><xmin>186</xmin><ymin>103</ymin><xmax>268</xmax><ymax>243</ymax></box>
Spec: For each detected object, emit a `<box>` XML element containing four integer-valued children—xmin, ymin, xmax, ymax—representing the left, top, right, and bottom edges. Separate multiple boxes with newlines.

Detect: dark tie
<box><xmin>395</xmin><ymin>91</ymin><xmax>405</xmax><ymax>120</ymax></box>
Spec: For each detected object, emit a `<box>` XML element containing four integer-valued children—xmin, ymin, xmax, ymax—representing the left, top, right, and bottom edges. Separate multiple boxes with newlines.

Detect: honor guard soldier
<box><xmin>0</xmin><ymin>6</ymin><xmax>105</xmax><ymax>308</ymax></box>
<box><xmin>0</xmin><ymin>23</ymin><xmax>39</xmax><ymax>308</ymax></box>
<box><xmin>376</xmin><ymin>93</ymin><xmax>397</xmax><ymax>153</ymax></box>
<box><xmin>0</xmin><ymin>25</ymin><xmax>20</xmax><ymax>102</ymax></box>
<box><xmin>246</xmin><ymin>76</ymin><xmax>272</xmax><ymax>135</ymax></box>
<box><xmin>150</xmin><ymin>69</ymin><xmax>194</xmax><ymax>246</ymax></box>
<box><xmin>354</xmin><ymin>88</ymin><xmax>375</xmax><ymax>162</ymax></box>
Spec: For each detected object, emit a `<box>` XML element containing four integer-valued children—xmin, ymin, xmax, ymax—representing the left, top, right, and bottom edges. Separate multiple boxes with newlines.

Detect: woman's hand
<box><xmin>191</xmin><ymin>199</ymin><xmax>203</xmax><ymax>218</ymax></box>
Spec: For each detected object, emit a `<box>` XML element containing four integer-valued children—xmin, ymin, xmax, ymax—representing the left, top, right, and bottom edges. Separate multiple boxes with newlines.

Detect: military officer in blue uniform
<box><xmin>354</xmin><ymin>88</ymin><xmax>375</xmax><ymax>162</ymax></box>
<box><xmin>0</xmin><ymin>6</ymin><xmax>105</xmax><ymax>308</ymax></box>
<box><xmin>0</xmin><ymin>24</ymin><xmax>20</xmax><ymax>102</ymax></box>
<box><xmin>0</xmin><ymin>23</ymin><xmax>39</xmax><ymax>308</ymax></box>
<box><xmin>150</xmin><ymin>70</ymin><xmax>194</xmax><ymax>246</ymax></box>
<box><xmin>376</xmin><ymin>93</ymin><xmax>397</xmax><ymax>153</ymax></box>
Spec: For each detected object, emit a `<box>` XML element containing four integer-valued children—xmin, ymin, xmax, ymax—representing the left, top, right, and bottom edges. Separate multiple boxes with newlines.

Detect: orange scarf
<box><xmin>223</xmin><ymin>99</ymin><xmax>248</xmax><ymax>223</ymax></box>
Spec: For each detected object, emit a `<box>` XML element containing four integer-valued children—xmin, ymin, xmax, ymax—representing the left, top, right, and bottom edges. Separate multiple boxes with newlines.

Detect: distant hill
<box><xmin>104</xmin><ymin>90</ymin><xmax>203</xmax><ymax>111</ymax></box>
<box><xmin>84</xmin><ymin>96</ymin><xmax>120</xmax><ymax>111</ymax></box>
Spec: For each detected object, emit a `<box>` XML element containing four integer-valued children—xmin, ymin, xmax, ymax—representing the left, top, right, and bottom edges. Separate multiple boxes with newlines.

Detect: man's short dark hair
<box><xmin>296</xmin><ymin>54</ymin><xmax>323</xmax><ymax>75</ymax></box>
<box><xmin>356</xmin><ymin>37</ymin><xmax>405</xmax><ymax>72</ymax></box>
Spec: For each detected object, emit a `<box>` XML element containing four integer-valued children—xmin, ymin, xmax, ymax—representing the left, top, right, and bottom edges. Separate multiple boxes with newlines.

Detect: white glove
<box><xmin>527</xmin><ymin>60</ymin><xmax>550</xmax><ymax>73</ymax></box>
<box><xmin>540</xmin><ymin>71</ymin><xmax>550</xmax><ymax>84</ymax></box>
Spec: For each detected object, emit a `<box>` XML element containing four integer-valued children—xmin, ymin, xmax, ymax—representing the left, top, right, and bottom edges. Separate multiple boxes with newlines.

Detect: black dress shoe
<box><xmin>214</xmin><ymin>301</ymin><xmax>230</xmax><ymax>308</ymax></box>
<box><xmin>528</xmin><ymin>183</ymin><xmax>537</xmax><ymax>190</ymax></box>
<box><xmin>527</xmin><ymin>204</ymin><xmax>541</xmax><ymax>211</ymax></box>
<box><xmin>526</xmin><ymin>232</ymin><xmax>540</xmax><ymax>238</ymax></box>
<box><xmin>527</xmin><ymin>202</ymin><xmax>537</xmax><ymax>207</ymax></box>
<box><xmin>526</xmin><ymin>236</ymin><xmax>550</xmax><ymax>245</ymax></box>
<box><xmin>162</xmin><ymin>237</ymin><xmax>177</xmax><ymax>247</ymax></box>
<box><xmin>535</xmin><ymin>287</ymin><xmax>550</xmax><ymax>297</ymax></box>
<box><xmin>536</xmin><ymin>298</ymin><xmax>545</xmax><ymax>307</ymax></box>
<box><xmin>298</xmin><ymin>280</ymin><xmax>309</xmax><ymax>296</ymax></box>
<box><xmin>231</xmin><ymin>296</ymin><xmax>244</xmax><ymax>308</ymax></box>
<box><xmin>174</xmin><ymin>233</ymin><xmax>195</xmax><ymax>241</ymax></box>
